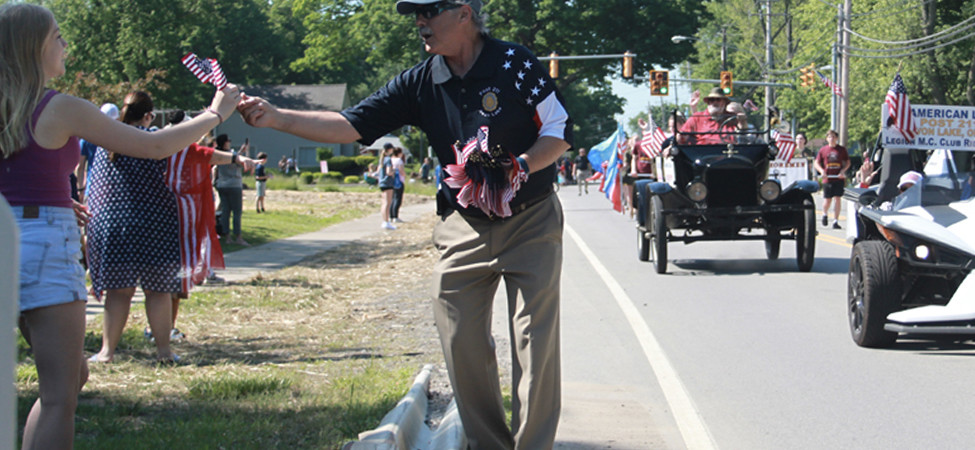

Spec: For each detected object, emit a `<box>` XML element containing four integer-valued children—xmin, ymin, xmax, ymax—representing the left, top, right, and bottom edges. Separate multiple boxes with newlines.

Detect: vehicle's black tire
<box><xmin>765</xmin><ymin>237</ymin><xmax>781</xmax><ymax>260</ymax></box>
<box><xmin>848</xmin><ymin>240</ymin><xmax>901</xmax><ymax>348</ymax></box>
<box><xmin>796</xmin><ymin>198</ymin><xmax>816</xmax><ymax>272</ymax></box>
<box><xmin>651</xmin><ymin>196</ymin><xmax>668</xmax><ymax>274</ymax></box>
<box><xmin>637</xmin><ymin>229</ymin><xmax>650</xmax><ymax>261</ymax></box>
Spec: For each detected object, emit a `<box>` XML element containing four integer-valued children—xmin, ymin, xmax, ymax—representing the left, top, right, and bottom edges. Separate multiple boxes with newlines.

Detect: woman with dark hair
<box><xmin>86</xmin><ymin>92</ymin><xmax>184</xmax><ymax>365</ymax></box>
<box><xmin>0</xmin><ymin>4</ymin><xmax>238</xmax><ymax>446</ymax></box>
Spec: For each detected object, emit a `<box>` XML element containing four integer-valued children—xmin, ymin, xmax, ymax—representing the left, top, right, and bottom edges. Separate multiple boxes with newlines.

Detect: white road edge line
<box><xmin>565</xmin><ymin>224</ymin><xmax>718</xmax><ymax>450</ymax></box>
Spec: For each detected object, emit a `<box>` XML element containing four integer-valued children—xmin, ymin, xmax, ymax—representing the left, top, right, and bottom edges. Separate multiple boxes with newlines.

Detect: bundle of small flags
<box><xmin>443</xmin><ymin>126</ymin><xmax>529</xmax><ymax>218</ymax></box>
<box><xmin>181</xmin><ymin>53</ymin><xmax>227</xmax><ymax>89</ymax></box>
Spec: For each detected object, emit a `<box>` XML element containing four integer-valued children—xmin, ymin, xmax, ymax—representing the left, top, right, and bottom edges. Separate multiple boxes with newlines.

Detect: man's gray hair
<box><xmin>454</xmin><ymin>0</ymin><xmax>490</xmax><ymax>36</ymax></box>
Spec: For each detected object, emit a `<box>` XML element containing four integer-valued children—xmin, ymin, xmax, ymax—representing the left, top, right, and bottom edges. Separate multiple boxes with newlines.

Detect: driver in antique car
<box><xmin>677</xmin><ymin>87</ymin><xmax>748</xmax><ymax>145</ymax></box>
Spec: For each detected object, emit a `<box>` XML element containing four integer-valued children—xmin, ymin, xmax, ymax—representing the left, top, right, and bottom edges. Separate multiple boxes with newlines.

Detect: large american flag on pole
<box><xmin>639</xmin><ymin>120</ymin><xmax>667</xmax><ymax>158</ymax></box>
<box><xmin>885</xmin><ymin>73</ymin><xmax>918</xmax><ymax>141</ymax></box>
<box><xmin>771</xmin><ymin>129</ymin><xmax>796</xmax><ymax>163</ymax></box>
<box><xmin>181</xmin><ymin>53</ymin><xmax>227</xmax><ymax>90</ymax></box>
<box><xmin>816</xmin><ymin>71</ymin><xmax>843</xmax><ymax>97</ymax></box>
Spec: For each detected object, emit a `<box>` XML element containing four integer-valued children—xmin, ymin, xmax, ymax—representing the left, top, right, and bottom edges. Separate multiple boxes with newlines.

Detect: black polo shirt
<box><xmin>341</xmin><ymin>37</ymin><xmax>573</xmax><ymax>218</ymax></box>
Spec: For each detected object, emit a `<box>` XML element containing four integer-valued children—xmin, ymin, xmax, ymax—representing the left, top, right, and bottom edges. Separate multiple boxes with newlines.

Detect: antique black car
<box><xmin>635</xmin><ymin>118</ymin><xmax>819</xmax><ymax>274</ymax></box>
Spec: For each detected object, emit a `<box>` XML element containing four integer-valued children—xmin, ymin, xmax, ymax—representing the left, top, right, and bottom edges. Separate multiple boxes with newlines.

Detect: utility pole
<box><xmin>764</xmin><ymin>0</ymin><xmax>774</xmax><ymax>130</ymax></box>
<box><xmin>839</xmin><ymin>0</ymin><xmax>851</xmax><ymax>146</ymax></box>
<box><xmin>829</xmin><ymin>5</ymin><xmax>846</xmax><ymax>130</ymax></box>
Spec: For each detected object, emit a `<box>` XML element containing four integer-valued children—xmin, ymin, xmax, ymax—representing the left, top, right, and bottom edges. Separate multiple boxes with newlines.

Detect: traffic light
<box><xmin>720</xmin><ymin>70</ymin><xmax>733</xmax><ymax>96</ymax></box>
<box><xmin>548</xmin><ymin>52</ymin><xmax>559</xmax><ymax>79</ymax></box>
<box><xmin>622</xmin><ymin>51</ymin><xmax>634</xmax><ymax>79</ymax></box>
<box><xmin>799</xmin><ymin>63</ymin><xmax>816</xmax><ymax>89</ymax></box>
<box><xmin>650</xmin><ymin>70</ymin><xmax>670</xmax><ymax>96</ymax></box>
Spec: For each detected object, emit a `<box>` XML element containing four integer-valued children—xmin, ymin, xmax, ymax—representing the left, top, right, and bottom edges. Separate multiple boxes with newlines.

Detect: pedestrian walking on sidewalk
<box><xmin>378</xmin><ymin>144</ymin><xmax>396</xmax><ymax>230</ymax></box>
<box><xmin>0</xmin><ymin>4</ymin><xmax>238</xmax><ymax>445</ymax></box>
<box><xmin>237</xmin><ymin>0</ymin><xmax>573</xmax><ymax>446</ymax></box>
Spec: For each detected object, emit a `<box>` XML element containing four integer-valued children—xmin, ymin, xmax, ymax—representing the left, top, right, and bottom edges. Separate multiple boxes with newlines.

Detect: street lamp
<box><xmin>671</xmin><ymin>33</ymin><xmax>729</xmax><ymax>70</ymax></box>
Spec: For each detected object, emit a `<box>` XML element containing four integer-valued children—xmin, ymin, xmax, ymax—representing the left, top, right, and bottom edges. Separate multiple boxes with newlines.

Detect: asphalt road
<box><xmin>490</xmin><ymin>186</ymin><xmax>975</xmax><ymax>449</ymax></box>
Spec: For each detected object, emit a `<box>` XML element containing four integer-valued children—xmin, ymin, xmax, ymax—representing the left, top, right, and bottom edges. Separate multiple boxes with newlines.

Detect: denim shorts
<box><xmin>14</xmin><ymin>206</ymin><xmax>87</xmax><ymax>312</ymax></box>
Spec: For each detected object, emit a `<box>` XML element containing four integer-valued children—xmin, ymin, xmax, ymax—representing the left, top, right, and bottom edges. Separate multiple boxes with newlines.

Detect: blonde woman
<box><xmin>0</xmin><ymin>4</ymin><xmax>238</xmax><ymax>447</ymax></box>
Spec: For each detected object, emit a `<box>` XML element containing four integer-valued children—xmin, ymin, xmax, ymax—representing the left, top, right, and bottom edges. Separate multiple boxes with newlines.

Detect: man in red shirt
<box><xmin>678</xmin><ymin>88</ymin><xmax>741</xmax><ymax>145</ymax></box>
<box><xmin>814</xmin><ymin>129</ymin><xmax>851</xmax><ymax>229</ymax></box>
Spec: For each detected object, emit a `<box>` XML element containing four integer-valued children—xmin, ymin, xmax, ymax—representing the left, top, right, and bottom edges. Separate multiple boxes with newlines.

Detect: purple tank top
<box><xmin>0</xmin><ymin>90</ymin><xmax>80</xmax><ymax>208</ymax></box>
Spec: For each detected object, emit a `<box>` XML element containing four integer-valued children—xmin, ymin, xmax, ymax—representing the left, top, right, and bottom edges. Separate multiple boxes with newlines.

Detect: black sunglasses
<box><xmin>415</xmin><ymin>2</ymin><xmax>462</xmax><ymax>19</ymax></box>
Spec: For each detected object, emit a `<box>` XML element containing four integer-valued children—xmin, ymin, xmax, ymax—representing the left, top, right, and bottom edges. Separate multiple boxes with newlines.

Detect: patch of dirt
<box><xmin>221</xmin><ymin>190</ymin><xmax>457</xmax><ymax>424</ymax></box>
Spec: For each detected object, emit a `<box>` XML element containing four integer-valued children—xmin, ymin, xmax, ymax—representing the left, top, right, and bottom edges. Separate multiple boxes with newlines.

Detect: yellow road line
<box><xmin>817</xmin><ymin>232</ymin><xmax>852</xmax><ymax>248</ymax></box>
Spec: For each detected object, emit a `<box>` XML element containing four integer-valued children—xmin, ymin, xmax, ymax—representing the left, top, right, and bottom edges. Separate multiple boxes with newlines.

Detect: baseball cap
<box><xmin>100</xmin><ymin>103</ymin><xmax>120</xmax><ymax>119</ymax></box>
<box><xmin>396</xmin><ymin>0</ymin><xmax>482</xmax><ymax>15</ymax></box>
<box><xmin>898</xmin><ymin>170</ymin><xmax>923</xmax><ymax>190</ymax></box>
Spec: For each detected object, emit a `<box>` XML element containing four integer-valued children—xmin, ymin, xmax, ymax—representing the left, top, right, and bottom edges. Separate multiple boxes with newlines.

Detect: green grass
<box><xmin>14</xmin><ymin>185</ymin><xmax>440</xmax><ymax>449</ymax></box>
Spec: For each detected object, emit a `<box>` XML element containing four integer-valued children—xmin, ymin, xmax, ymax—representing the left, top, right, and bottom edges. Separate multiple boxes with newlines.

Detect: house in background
<box><xmin>359</xmin><ymin>135</ymin><xmax>413</xmax><ymax>163</ymax></box>
<box><xmin>214</xmin><ymin>84</ymin><xmax>355</xmax><ymax>169</ymax></box>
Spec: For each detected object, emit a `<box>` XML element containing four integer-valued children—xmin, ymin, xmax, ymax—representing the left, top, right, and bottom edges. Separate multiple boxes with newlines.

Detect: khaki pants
<box><xmin>431</xmin><ymin>194</ymin><xmax>563</xmax><ymax>450</ymax></box>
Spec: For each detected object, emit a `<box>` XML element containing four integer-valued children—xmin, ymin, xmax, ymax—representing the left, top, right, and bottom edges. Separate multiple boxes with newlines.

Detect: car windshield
<box><xmin>892</xmin><ymin>170</ymin><xmax>974</xmax><ymax>211</ymax></box>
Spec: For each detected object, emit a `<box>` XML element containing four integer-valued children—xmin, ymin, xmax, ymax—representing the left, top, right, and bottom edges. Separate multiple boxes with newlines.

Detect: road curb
<box><xmin>344</xmin><ymin>364</ymin><xmax>467</xmax><ymax>450</ymax></box>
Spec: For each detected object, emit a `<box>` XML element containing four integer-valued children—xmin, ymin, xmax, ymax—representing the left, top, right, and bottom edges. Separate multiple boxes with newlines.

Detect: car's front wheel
<box><xmin>765</xmin><ymin>237</ymin><xmax>780</xmax><ymax>260</ymax></box>
<box><xmin>796</xmin><ymin>198</ymin><xmax>816</xmax><ymax>272</ymax></box>
<box><xmin>637</xmin><ymin>229</ymin><xmax>649</xmax><ymax>261</ymax></box>
<box><xmin>848</xmin><ymin>240</ymin><xmax>901</xmax><ymax>348</ymax></box>
<box><xmin>651</xmin><ymin>196</ymin><xmax>668</xmax><ymax>274</ymax></box>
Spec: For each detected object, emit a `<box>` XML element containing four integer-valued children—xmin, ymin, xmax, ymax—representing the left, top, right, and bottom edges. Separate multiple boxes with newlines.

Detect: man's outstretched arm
<box><xmin>237</xmin><ymin>94</ymin><xmax>361</xmax><ymax>144</ymax></box>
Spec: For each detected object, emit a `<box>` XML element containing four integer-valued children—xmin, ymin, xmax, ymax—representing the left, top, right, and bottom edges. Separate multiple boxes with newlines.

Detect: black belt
<box><xmin>20</xmin><ymin>205</ymin><xmax>39</xmax><ymax>219</ymax></box>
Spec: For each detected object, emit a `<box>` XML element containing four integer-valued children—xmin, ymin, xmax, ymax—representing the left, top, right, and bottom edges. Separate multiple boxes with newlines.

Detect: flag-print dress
<box><xmin>86</xmin><ymin>128</ymin><xmax>180</xmax><ymax>299</ymax></box>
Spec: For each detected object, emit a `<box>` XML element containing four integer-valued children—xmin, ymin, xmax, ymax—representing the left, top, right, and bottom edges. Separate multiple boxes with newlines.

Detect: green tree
<box><xmin>49</xmin><ymin>0</ymin><xmax>308</xmax><ymax>107</ymax></box>
<box><xmin>291</xmin><ymin>0</ymin><xmax>705</xmax><ymax>149</ymax></box>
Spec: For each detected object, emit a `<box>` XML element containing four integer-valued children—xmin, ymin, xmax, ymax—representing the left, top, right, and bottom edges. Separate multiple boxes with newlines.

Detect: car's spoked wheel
<box><xmin>637</xmin><ymin>228</ymin><xmax>650</xmax><ymax>261</ymax></box>
<box><xmin>796</xmin><ymin>198</ymin><xmax>816</xmax><ymax>271</ymax></box>
<box><xmin>848</xmin><ymin>240</ymin><xmax>900</xmax><ymax>348</ymax></box>
<box><xmin>765</xmin><ymin>236</ymin><xmax>781</xmax><ymax>260</ymax></box>
<box><xmin>651</xmin><ymin>196</ymin><xmax>668</xmax><ymax>274</ymax></box>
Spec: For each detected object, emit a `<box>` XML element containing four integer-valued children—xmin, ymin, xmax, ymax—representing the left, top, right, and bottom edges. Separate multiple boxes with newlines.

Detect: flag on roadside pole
<box><xmin>816</xmin><ymin>71</ymin><xmax>843</xmax><ymax>97</ymax></box>
<box><xmin>600</xmin><ymin>135</ymin><xmax>625</xmax><ymax>213</ymax></box>
<box><xmin>181</xmin><ymin>53</ymin><xmax>228</xmax><ymax>90</ymax></box>
<box><xmin>587</xmin><ymin>123</ymin><xmax>625</xmax><ymax>175</ymax></box>
<box><xmin>771</xmin><ymin>129</ymin><xmax>796</xmax><ymax>163</ymax></box>
<box><xmin>885</xmin><ymin>73</ymin><xmax>918</xmax><ymax>141</ymax></box>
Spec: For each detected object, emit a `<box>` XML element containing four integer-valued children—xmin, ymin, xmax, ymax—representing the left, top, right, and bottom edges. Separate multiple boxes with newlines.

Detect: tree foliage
<box><xmin>41</xmin><ymin>0</ymin><xmax>705</xmax><ymax>148</ymax></box>
<box><xmin>688</xmin><ymin>0</ymin><xmax>975</xmax><ymax>153</ymax></box>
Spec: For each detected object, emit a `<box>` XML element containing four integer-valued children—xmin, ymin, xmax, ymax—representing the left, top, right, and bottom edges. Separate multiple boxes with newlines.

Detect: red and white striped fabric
<box><xmin>771</xmin><ymin>129</ymin><xmax>796</xmax><ymax>163</ymax></box>
<box><xmin>816</xmin><ymin>71</ymin><xmax>844</xmax><ymax>97</ymax></box>
<box><xmin>181</xmin><ymin>53</ymin><xmax>227</xmax><ymax>90</ymax></box>
<box><xmin>165</xmin><ymin>144</ymin><xmax>224</xmax><ymax>293</ymax></box>
<box><xmin>639</xmin><ymin>125</ymin><xmax>667</xmax><ymax>158</ymax></box>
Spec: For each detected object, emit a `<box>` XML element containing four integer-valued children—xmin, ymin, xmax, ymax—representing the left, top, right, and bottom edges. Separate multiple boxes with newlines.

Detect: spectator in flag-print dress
<box><xmin>86</xmin><ymin>92</ymin><xmax>183</xmax><ymax>364</ymax></box>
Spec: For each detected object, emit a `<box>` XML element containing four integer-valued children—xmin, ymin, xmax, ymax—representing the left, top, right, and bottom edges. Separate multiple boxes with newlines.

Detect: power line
<box><xmin>840</xmin><ymin>30</ymin><xmax>975</xmax><ymax>58</ymax></box>
<box><xmin>845</xmin><ymin>14</ymin><xmax>975</xmax><ymax>46</ymax></box>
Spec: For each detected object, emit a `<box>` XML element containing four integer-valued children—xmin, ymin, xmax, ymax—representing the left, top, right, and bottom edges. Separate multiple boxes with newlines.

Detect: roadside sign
<box><xmin>881</xmin><ymin>104</ymin><xmax>975</xmax><ymax>151</ymax></box>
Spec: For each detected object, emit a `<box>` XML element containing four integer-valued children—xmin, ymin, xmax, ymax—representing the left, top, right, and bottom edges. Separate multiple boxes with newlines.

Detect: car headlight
<box><xmin>914</xmin><ymin>244</ymin><xmax>930</xmax><ymax>260</ymax></box>
<box><xmin>759</xmin><ymin>179</ymin><xmax>781</xmax><ymax>202</ymax></box>
<box><xmin>686</xmin><ymin>181</ymin><xmax>708</xmax><ymax>202</ymax></box>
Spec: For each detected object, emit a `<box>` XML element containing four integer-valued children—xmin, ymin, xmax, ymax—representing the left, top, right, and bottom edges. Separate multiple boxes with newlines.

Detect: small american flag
<box><xmin>885</xmin><ymin>74</ymin><xmax>918</xmax><ymax>141</ymax></box>
<box><xmin>639</xmin><ymin>126</ymin><xmax>667</xmax><ymax>158</ymax></box>
<box><xmin>181</xmin><ymin>53</ymin><xmax>227</xmax><ymax>90</ymax></box>
<box><xmin>771</xmin><ymin>129</ymin><xmax>796</xmax><ymax>163</ymax></box>
<box><xmin>816</xmin><ymin>71</ymin><xmax>843</xmax><ymax>97</ymax></box>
